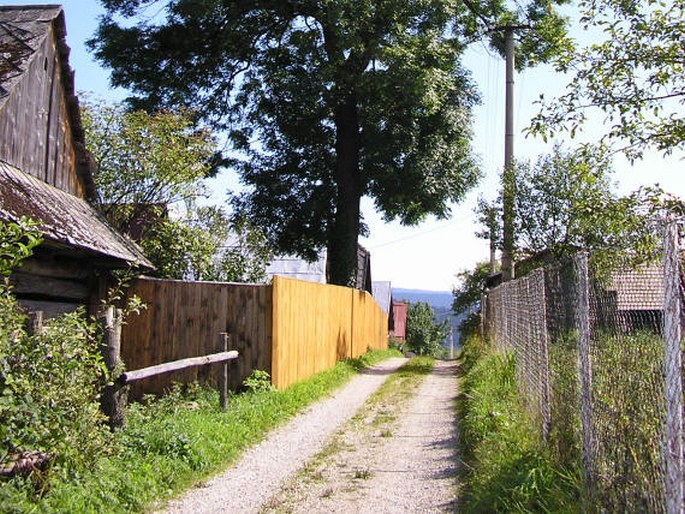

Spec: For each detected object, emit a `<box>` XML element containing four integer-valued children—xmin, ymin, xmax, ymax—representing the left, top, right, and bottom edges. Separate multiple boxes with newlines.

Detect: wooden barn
<box><xmin>0</xmin><ymin>5</ymin><xmax>152</xmax><ymax>317</ymax></box>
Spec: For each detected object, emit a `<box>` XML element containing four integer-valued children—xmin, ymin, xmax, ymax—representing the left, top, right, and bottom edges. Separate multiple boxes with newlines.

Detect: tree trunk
<box><xmin>328</xmin><ymin>96</ymin><xmax>362</xmax><ymax>286</ymax></box>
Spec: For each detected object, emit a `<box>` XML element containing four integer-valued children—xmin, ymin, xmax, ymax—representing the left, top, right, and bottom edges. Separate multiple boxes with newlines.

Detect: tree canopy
<box><xmin>89</xmin><ymin>0</ymin><xmax>569</xmax><ymax>285</ymax></box>
<box><xmin>453</xmin><ymin>261</ymin><xmax>492</xmax><ymax>315</ymax></box>
<box><xmin>405</xmin><ymin>301</ymin><xmax>449</xmax><ymax>357</ymax></box>
<box><xmin>477</xmin><ymin>145</ymin><xmax>664</xmax><ymax>273</ymax></box>
<box><xmin>529</xmin><ymin>0</ymin><xmax>685</xmax><ymax>160</ymax></box>
<box><xmin>81</xmin><ymin>98</ymin><xmax>215</xmax><ymax>235</ymax></box>
<box><xmin>82</xmin><ymin>99</ymin><xmax>273</xmax><ymax>282</ymax></box>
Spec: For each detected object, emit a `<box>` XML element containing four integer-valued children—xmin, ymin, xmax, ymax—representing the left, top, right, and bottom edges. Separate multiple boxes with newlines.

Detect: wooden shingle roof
<box><xmin>608</xmin><ymin>265</ymin><xmax>663</xmax><ymax>311</ymax></box>
<box><xmin>0</xmin><ymin>160</ymin><xmax>153</xmax><ymax>268</ymax></box>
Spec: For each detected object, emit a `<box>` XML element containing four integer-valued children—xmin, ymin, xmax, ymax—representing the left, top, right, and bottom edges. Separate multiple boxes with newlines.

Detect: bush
<box><xmin>405</xmin><ymin>301</ymin><xmax>448</xmax><ymax>357</ymax></box>
<box><xmin>0</xmin><ymin>219</ymin><xmax>109</xmax><ymax>485</ymax></box>
<box><xmin>0</xmin><ymin>309</ymin><xmax>109</xmax><ymax>470</ymax></box>
<box><xmin>242</xmin><ymin>369</ymin><xmax>274</xmax><ymax>393</ymax></box>
<box><xmin>459</xmin><ymin>331</ymin><xmax>488</xmax><ymax>376</ymax></box>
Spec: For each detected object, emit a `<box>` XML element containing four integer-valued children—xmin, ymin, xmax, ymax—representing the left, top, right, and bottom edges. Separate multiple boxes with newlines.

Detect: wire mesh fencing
<box><xmin>482</xmin><ymin>221</ymin><xmax>684</xmax><ymax>513</ymax></box>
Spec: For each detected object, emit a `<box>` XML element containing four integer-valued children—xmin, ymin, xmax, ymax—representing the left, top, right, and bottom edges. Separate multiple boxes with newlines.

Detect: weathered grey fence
<box><xmin>100</xmin><ymin>305</ymin><xmax>239</xmax><ymax>428</ymax></box>
<box><xmin>482</xmin><ymin>221</ymin><xmax>683</xmax><ymax>513</ymax></box>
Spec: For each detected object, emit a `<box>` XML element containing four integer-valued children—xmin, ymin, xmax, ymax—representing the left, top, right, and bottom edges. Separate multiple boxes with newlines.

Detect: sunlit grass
<box><xmin>0</xmin><ymin>349</ymin><xmax>402</xmax><ymax>513</ymax></box>
<box><xmin>458</xmin><ymin>336</ymin><xmax>581</xmax><ymax>513</ymax></box>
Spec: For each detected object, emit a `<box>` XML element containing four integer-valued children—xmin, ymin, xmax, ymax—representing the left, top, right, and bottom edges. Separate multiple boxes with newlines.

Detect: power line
<box><xmin>365</xmin><ymin>214</ymin><xmax>471</xmax><ymax>249</ymax></box>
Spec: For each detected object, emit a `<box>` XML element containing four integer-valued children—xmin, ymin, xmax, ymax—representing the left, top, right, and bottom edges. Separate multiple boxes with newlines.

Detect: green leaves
<box><xmin>82</xmin><ymin>98</ymin><xmax>273</xmax><ymax>283</ymax></box>
<box><xmin>0</xmin><ymin>298</ymin><xmax>108</xmax><ymax>479</ymax></box>
<box><xmin>453</xmin><ymin>261</ymin><xmax>494</xmax><ymax>315</ymax></box>
<box><xmin>530</xmin><ymin>0</ymin><xmax>685</xmax><ymax>159</ymax></box>
<box><xmin>81</xmin><ymin>98</ymin><xmax>216</xmax><ymax>228</ymax></box>
<box><xmin>478</xmin><ymin>145</ymin><xmax>663</xmax><ymax>274</ymax></box>
<box><xmin>405</xmin><ymin>301</ymin><xmax>449</xmax><ymax>357</ymax></box>
<box><xmin>0</xmin><ymin>218</ymin><xmax>41</xmax><ymax>277</ymax></box>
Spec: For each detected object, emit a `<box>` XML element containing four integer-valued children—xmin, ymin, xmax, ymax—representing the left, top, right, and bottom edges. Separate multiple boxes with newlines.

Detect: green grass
<box><xmin>548</xmin><ymin>330</ymin><xmax>665</xmax><ymax>512</ymax></box>
<box><xmin>458</xmin><ymin>336</ymin><xmax>580</xmax><ymax>513</ymax></box>
<box><xmin>0</xmin><ymin>348</ymin><xmax>401</xmax><ymax>513</ymax></box>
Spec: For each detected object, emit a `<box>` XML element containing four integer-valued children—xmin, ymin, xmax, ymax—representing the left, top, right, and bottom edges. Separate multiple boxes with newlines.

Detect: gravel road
<box><xmin>157</xmin><ymin>357</ymin><xmax>459</xmax><ymax>514</ymax></box>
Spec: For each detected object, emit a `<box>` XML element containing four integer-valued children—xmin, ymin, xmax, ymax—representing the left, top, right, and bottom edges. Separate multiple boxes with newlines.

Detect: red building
<box><xmin>390</xmin><ymin>301</ymin><xmax>408</xmax><ymax>340</ymax></box>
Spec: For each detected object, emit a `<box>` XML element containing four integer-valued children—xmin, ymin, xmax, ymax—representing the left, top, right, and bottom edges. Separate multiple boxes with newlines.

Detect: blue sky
<box><xmin>8</xmin><ymin>0</ymin><xmax>684</xmax><ymax>291</ymax></box>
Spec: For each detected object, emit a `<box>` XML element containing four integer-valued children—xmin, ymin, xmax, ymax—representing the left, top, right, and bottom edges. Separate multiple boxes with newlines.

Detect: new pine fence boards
<box><xmin>121</xmin><ymin>276</ymin><xmax>387</xmax><ymax>395</ymax></box>
<box><xmin>271</xmin><ymin>276</ymin><xmax>387</xmax><ymax>390</ymax></box>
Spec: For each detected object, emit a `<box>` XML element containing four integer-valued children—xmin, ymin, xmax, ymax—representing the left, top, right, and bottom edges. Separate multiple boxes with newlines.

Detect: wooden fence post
<box><xmin>27</xmin><ymin>311</ymin><xmax>43</xmax><ymax>336</ymax></box>
<box><xmin>219</xmin><ymin>332</ymin><xmax>229</xmax><ymax>411</ymax></box>
<box><xmin>101</xmin><ymin>306</ymin><xmax>128</xmax><ymax>430</ymax></box>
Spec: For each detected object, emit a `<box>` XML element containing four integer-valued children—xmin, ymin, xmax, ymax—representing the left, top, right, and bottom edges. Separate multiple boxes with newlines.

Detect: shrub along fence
<box><xmin>482</xmin><ymin>221</ymin><xmax>683</xmax><ymax>514</ymax></box>
<box><xmin>121</xmin><ymin>275</ymin><xmax>388</xmax><ymax>396</ymax></box>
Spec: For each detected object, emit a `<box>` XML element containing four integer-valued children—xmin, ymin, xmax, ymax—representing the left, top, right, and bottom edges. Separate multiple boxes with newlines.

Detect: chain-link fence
<box><xmin>482</xmin><ymin>221</ymin><xmax>684</xmax><ymax>513</ymax></box>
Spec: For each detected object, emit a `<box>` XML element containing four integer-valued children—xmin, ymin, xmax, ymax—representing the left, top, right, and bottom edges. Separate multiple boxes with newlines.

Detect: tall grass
<box><xmin>459</xmin><ymin>335</ymin><xmax>580</xmax><ymax>513</ymax></box>
<box><xmin>548</xmin><ymin>330</ymin><xmax>665</xmax><ymax>512</ymax></box>
<box><xmin>0</xmin><ymin>348</ymin><xmax>401</xmax><ymax>513</ymax></box>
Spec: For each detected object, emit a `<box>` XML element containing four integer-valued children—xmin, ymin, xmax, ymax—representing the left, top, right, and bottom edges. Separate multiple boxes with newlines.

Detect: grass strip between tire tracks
<box><xmin>261</xmin><ymin>356</ymin><xmax>435</xmax><ymax>513</ymax></box>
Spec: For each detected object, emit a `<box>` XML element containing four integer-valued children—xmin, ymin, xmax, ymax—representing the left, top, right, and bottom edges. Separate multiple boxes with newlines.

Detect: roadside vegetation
<box><xmin>458</xmin><ymin>331</ymin><xmax>580</xmax><ymax>512</ymax></box>
<box><xmin>404</xmin><ymin>301</ymin><xmax>449</xmax><ymax>357</ymax></box>
<box><xmin>2</xmin><ymin>347</ymin><xmax>400</xmax><ymax>513</ymax></box>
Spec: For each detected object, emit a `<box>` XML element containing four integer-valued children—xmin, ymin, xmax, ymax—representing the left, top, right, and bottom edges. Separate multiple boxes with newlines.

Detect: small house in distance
<box><xmin>0</xmin><ymin>5</ymin><xmax>152</xmax><ymax>317</ymax></box>
<box><xmin>372</xmin><ymin>280</ymin><xmax>396</xmax><ymax>336</ymax></box>
<box><xmin>594</xmin><ymin>265</ymin><xmax>664</xmax><ymax>334</ymax></box>
<box><xmin>390</xmin><ymin>301</ymin><xmax>408</xmax><ymax>341</ymax></box>
<box><xmin>266</xmin><ymin>251</ymin><xmax>327</xmax><ymax>284</ymax></box>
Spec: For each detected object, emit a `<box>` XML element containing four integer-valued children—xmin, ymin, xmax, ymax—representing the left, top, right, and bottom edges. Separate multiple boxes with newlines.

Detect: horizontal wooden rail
<box><xmin>122</xmin><ymin>350</ymin><xmax>239</xmax><ymax>383</ymax></box>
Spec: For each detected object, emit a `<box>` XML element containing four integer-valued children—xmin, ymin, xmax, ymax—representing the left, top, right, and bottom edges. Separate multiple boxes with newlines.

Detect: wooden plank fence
<box><xmin>122</xmin><ymin>278</ymin><xmax>271</xmax><ymax>397</ymax></box>
<box><xmin>120</xmin><ymin>275</ymin><xmax>388</xmax><ymax>396</ymax></box>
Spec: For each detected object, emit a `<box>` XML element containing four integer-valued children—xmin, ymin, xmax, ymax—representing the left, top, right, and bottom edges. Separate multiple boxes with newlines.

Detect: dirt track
<box><xmin>158</xmin><ymin>358</ymin><xmax>459</xmax><ymax>514</ymax></box>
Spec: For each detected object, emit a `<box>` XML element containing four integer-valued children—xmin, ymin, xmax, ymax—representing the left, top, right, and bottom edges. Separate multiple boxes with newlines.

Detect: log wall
<box><xmin>0</xmin><ymin>24</ymin><xmax>83</xmax><ymax>197</ymax></box>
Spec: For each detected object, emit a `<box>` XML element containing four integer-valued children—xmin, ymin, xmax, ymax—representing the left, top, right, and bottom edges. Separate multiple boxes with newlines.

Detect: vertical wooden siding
<box><xmin>120</xmin><ymin>275</ymin><xmax>387</xmax><ymax>396</ymax></box>
<box><xmin>0</xmin><ymin>27</ymin><xmax>82</xmax><ymax>197</ymax></box>
<box><xmin>121</xmin><ymin>277</ymin><xmax>272</xmax><ymax>396</ymax></box>
<box><xmin>271</xmin><ymin>276</ymin><xmax>388</xmax><ymax>390</ymax></box>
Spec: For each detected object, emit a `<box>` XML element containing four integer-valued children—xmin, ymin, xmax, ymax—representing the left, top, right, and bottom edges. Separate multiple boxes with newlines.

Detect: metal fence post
<box><xmin>575</xmin><ymin>252</ymin><xmax>596</xmax><ymax>501</ymax></box>
<box><xmin>663</xmin><ymin>220</ymin><xmax>684</xmax><ymax>514</ymax></box>
<box><xmin>535</xmin><ymin>269</ymin><xmax>551</xmax><ymax>441</ymax></box>
<box><xmin>219</xmin><ymin>332</ymin><xmax>229</xmax><ymax>411</ymax></box>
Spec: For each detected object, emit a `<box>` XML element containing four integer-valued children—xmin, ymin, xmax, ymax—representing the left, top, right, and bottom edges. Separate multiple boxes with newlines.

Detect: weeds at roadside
<box><xmin>2</xmin><ymin>349</ymin><xmax>401</xmax><ymax>513</ymax></box>
<box><xmin>458</xmin><ymin>334</ymin><xmax>581</xmax><ymax>513</ymax></box>
<box><xmin>353</xmin><ymin>467</ymin><xmax>372</xmax><ymax>480</ymax></box>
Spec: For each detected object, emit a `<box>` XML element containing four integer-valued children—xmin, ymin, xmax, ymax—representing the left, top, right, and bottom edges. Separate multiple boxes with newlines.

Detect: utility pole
<box><xmin>501</xmin><ymin>28</ymin><xmax>516</xmax><ymax>281</ymax></box>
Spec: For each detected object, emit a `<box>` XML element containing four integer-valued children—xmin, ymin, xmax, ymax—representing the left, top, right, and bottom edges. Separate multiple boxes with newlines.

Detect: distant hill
<box><xmin>392</xmin><ymin>288</ymin><xmax>453</xmax><ymax>309</ymax></box>
<box><xmin>391</xmin><ymin>288</ymin><xmax>463</xmax><ymax>351</ymax></box>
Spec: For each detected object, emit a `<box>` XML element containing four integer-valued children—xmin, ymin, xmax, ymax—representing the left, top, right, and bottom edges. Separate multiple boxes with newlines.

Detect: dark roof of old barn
<box><xmin>0</xmin><ymin>6</ymin><xmax>152</xmax><ymax>270</ymax></box>
<box><xmin>0</xmin><ymin>156</ymin><xmax>153</xmax><ymax>269</ymax></box>
<box><xmin>0</xmin><ymin>4</ymin><xmax>97</xmax><ymax>201</ymax></box>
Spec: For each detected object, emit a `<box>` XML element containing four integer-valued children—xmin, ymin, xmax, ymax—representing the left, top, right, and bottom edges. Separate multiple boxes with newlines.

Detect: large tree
<box><xmin>529</xmin><ymin>0</ymin><xmax>685</xmax><ymax>160</ymax></box>
<box><xmin>89</xmin><ymin>0</ymin><xmax>568</xmax><ymax>286</ymax></box>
